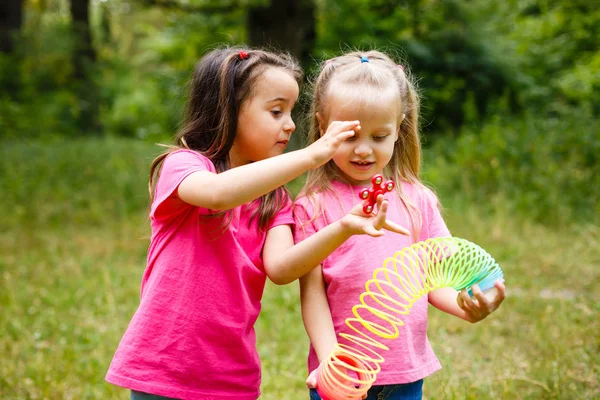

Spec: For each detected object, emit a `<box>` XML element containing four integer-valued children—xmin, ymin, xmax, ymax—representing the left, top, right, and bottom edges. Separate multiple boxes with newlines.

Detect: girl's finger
<box><xmin>365</xmin><ymin>226</ymin><xmax>385</xmax><ymax>237</ymax></box>
<box><xmin>372</xmin><ymin>198</ymin><xmax>388</xmax><ymax>230</ymax></box>
<box><xmin>383</xmin><ymin>220</ymin><xmax>410</xmax><ymax>235</ymax></box>
<box><xmin>470</xmin><ymin>284</ymin><xmax>490</xmax><ymax>307</ymax></box>
<box><xmin>458</xmin><ymin>290</ymin><xmax>476</xmax><ymax>311</ymax></box>
<box><xmin>457</xmin><ymin>291</ymin><xmax>466</xmax><ymax>309</ymax></box>
<box><xmin>339</xmin><ymin>129</ymin><xmax>356</xmax><ymax>141</ymax></box>
<box><xmin>328</xmin><ymin>120</ymin><xmax>360</xmax><ymax>134</ymax></box>
<box><xmin>494</xmin><ymin>280</ymin><xmax>507</xmax><ymax>300</ymax></box>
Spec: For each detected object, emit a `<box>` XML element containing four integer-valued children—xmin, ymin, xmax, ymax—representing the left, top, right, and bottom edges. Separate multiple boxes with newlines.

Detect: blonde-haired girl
<box><xmin>295</xmin><ymin>50</ymin><xmax>506</xmax><ymax>400</ymax></box>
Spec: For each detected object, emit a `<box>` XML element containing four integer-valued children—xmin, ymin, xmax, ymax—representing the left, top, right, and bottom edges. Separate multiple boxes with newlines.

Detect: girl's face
<box><xmin>319</xmin><ymin>86</ymin><xmax>400</xmax><ymax>186</ymax></box>
<box><xmin>230</xmin><ymin>67</ymin><xmax>299</xmax><ymax>167</ymax></box>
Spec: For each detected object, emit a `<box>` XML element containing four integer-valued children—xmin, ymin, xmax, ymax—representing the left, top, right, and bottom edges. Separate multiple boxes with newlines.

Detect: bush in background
<box><xmin>427</xmin><ymin>108</ymin><xmax>599</xmax><ymax>226</ymax></box>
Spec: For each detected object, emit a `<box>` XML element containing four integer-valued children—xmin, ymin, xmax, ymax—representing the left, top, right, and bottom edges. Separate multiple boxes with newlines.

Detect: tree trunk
<box><xmin>70</xmin><ymin>0</ymin><xmax>95</xmax><ymax>80</ymax></box>
<box><xmin>247</xmin><ymin>0</ymin><xmax>316</xmax><ymax>150</ymax></box>
<box><xmin>70</xmin><ymin>0</ymin><xmax>100</xmax><ymax>134</ymax></box>
<box><xmin>247</xmin><ymin>0</ymin><xmax>315</xmax><ymax>68</ymax></box>
<box><xmin>99</xmin><ymin>1</ymin><xmax>112</xmax><ymax>46</ymax></box>
<box><xmin>0</xmin><ymin>0</ymin><xmax>23</xmax><ymax>54</ymax></box>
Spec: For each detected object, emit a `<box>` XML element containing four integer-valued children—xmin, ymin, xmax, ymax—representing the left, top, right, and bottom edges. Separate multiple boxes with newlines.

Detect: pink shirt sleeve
<box><xmin>268</xmin><ymin>196</ymin><xmax>295</xmax><ymax>230</ymax></box>
<box><xmin>151</xmin><ymin>150</ymin><xmax>214</xmax><ymax>221</ymax></box>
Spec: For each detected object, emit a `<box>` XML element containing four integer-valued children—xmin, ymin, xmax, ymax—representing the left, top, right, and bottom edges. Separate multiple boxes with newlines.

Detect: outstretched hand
<box><xmin>457</xmin><ymin>279</ymin><xmax>506</xmax><ymax>323</ymax></box>
<box><xmin>341</xmin><ymin>194</ymin><xmax>410</xmax><ymax>237</ymax></box>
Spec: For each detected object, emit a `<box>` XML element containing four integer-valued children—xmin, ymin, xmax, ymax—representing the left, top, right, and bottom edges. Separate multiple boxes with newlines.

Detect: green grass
<box><xmin>1</xmin><ymin>138</ymin><xmax>598</xmax><ymax>399</ymax></box>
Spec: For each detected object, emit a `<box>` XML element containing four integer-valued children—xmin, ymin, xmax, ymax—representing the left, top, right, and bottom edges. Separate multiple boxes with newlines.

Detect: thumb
<box><xmin>306</xmin><ymin>369</ymin><xmax>318</xmax><ymax>388</ymax></box>
<box><xmin>365</xmin><ymin>226</ymin><xmax>385</xmax><ymax>237</ymax></box>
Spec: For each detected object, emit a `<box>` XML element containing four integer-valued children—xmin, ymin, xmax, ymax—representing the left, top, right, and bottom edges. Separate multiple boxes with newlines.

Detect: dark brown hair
<box><xmin>149</xmin><ymin>46</ymin><xmax>302</xmax><ymax>230</ymax></box>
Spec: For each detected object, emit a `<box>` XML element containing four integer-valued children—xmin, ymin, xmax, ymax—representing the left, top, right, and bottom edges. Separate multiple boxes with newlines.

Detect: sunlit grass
<box><xmin>1</xmin><ymin>138</ymin><xmax>598</xmax><ymax>399</ymax></box>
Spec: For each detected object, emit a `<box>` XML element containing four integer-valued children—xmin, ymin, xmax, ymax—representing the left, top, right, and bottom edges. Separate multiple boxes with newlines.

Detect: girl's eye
<box><xmin>271</xmin><ymin>109</ymin><xmax>282</xmax><ymax>117</ymax></box>
<box><xmin>373</xmin><ymin>135</ymin><xmax>389</xmax><ymax>141</ymax></box>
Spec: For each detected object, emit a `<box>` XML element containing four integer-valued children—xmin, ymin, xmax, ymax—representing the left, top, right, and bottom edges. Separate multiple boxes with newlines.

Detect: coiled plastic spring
<box><xmin>315</xmin><ymin>237</ymin><xmax>504</xmax><ymax>400</ymax></box>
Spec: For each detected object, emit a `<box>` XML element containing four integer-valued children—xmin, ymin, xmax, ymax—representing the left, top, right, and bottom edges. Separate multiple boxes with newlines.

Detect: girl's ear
<box><xmin>395</xmin><ymin>114</ymin><xmax>406</xmax><ymax>142</ymax></box>
<box><xmin>316</xmin><ymin>112</ymin><xmax>327</xmax><ymax>136</ymax></box>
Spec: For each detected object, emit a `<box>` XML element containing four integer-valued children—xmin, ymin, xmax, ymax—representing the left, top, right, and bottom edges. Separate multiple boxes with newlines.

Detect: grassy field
<box><xmin>1</xmin><ymin>138</ymin><xmax>598</xmax><ymax>399</ymax></box>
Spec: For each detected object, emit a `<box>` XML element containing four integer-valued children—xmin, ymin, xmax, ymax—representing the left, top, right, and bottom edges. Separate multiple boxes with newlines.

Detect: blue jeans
<box><xmin>309</xmin><ymin>379</ymin><xmax>423</xmax><ymax>400</ymax></box>
<box><xmin>130</xmin><ymin>390</ymin><xmax>179</xmax><ymax>400</ymax></box>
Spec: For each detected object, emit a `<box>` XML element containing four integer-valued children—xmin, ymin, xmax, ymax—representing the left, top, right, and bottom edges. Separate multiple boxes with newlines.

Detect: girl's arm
<box><xmin>178</xmin><ymin>121</ymin><xmax>359</xmax><ymax>211</ymax></box>
<box><xmin>300</xmin><ymin>265</ymin><xmax>340</xmax><ymax>390</ymax></box>
<box><xmin>299</xmin><ymin>266</ymin><xmax>338</xmax><ymax>362</ymax></box>
<box><xmin>428</xmin><ymin>281</ymin><xmax>506</xmax><ymax>323</ymax></box>
<box><xmin>263</xmin><ymin>197</ymin><xmax>409</xmax><ymax>285</ymax></box>
<box><xmin>300</xmin><ymin>266</ymin><xmax>368</xmax><ymax>400</ymax></box>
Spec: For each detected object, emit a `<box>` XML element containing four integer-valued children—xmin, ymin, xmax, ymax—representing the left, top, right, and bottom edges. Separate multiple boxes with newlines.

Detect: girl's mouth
<box><xmin>351</xmin><ymin>161</ymin><xmax>374</xmax><ymax>171</ymax></box>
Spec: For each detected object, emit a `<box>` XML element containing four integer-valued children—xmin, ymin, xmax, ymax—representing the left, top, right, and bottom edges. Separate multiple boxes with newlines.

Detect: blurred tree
<box><xmin>0</xmin><ymin>0</ymin><xmax>24</xmax><ymax>96</ymax></box>
<box><xmin>70</xmin><ymin>0</ymin><xmax>95</xmax><ymax>80</ymax></box>
<box><xmin>70</xmin><ymin>0</ymin><xmax>100</xmax><ymax>134</ymax></box>
<box><xmin>247</xmin><ymin>0</ymin><xmax>316</xmax><ymax>150</ymax></box>
<box><xmin>0</xmin><ymin>0</ymin><xmax>23</xmax><ymax>54</ymax></box>
<box><xmin>470</xmin><ymin>0</ymin><xmax>600</xmax><ymax>113</ymax></box>
<box><xmin>248</xmin><ymin>0</ymin><xmax>316</xmax><ymax>69</ymax></box>
<box><xmin>136</xmin><ymin>0</ymin><xmax>316</xmax><ymax>67</ymax></box>
<box><xmin>139</xmin><ymin>0</ymin><xmax>234</xmax><ymax>13</ymax></box>
<box><xmin>315</xmin><ymin>0</ymin><xmax>516</xmax><ymax>134</ymax></box>
<box><xmin>98</xmin><ymin>0</ymin><xmax>113</xmax><ymax>47</ymax></box>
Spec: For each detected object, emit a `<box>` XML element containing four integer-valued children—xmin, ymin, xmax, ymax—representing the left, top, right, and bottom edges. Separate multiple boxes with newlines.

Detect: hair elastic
<box><xmin>239</xmin><ymin>51</ymin><xmax>249</xmax><ymax>60</ymax></box>
<box><xmin>397</xmin><ymin>64</ymin><xmax>404</xmax><ymax>71</ymax></box>
<box><xmin>360</xmin><ymin>56</ymin><xmax>369</xmax><ymax>63</ymax></box>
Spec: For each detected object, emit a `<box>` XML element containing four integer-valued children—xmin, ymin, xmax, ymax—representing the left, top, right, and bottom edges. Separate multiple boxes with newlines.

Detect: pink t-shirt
<box><xmin>293</xmin><ymin>180</ymin><xmax>450</xmax><ymax>385</ymax></box>
<box><xmin>106</xmin><ymin>150</ymin><xmax>294</xmax><ymax>399</ymax></box>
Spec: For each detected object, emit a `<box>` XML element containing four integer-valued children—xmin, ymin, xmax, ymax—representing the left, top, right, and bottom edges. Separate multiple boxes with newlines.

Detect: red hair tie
<box><xmin>397</xmin><ymin>64</ymin><xmax>404</xmax><ymax>71</ymax></box>
<box><xmin>239</xmin><ymin>51</ymin><xmax>249</xmax><ymax>60</ymax></box>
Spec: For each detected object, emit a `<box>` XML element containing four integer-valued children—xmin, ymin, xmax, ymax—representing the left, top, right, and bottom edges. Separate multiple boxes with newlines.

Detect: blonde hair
<box><xmin>299</xmin><ymin>50</ymin><xmax>430</xmax><ymax>240</ymax></box>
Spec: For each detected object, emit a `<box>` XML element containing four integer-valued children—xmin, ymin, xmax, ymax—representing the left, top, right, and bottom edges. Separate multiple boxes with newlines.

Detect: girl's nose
<box><xmin>283</xmin><ymin>117</ymin><xmax>295</xmax><ymax>134</ymax></box>
<box><xmin>354</xmin><ymin>142</ymin><xmax>372</xmax><ymax>156</ymax></box>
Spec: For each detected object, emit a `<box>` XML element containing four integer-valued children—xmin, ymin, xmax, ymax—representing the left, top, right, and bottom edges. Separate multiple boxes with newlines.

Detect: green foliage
<box><xmin>0</xmin><ymin>137</ymin><xmax>160</xmax><ymax>231</ymax></box>
<box><xmin>0</xmin><ymin>1</ymin><xmax>248</xmax><ymax>140</ymax></box>
<box><xmin>470</xmin><ymin>0</ymin><xmax>600</xmax><ymax>113</ymax></box>
<box><xmin>0</xmin><ymin>8</ymin><xmax>84</xmax><ymax>138</ymax></box>
<box><xmin>427</xmin><ymin>108</ymin><xmax>600</xmax><ymax>226</ymax></box>
<box><xmin>98</xmin><ymin>6</ymin><xmax>246</xmax><ymax>140</ymax></box>
<box><xmin>314</xmin><ymin>0</ymin><xmax>517</xmax><ymax>133</ymax></box>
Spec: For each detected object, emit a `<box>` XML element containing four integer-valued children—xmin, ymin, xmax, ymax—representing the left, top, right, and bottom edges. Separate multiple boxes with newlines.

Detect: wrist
<box><xmin>337</xmin><ymin>217</ymin><xmax>355</xmax><ymax>240</ymax></box>
<box><xmin>303</xmin><ymin>144</ymin><xmax>328</xmax><ymax>169</ymax></box>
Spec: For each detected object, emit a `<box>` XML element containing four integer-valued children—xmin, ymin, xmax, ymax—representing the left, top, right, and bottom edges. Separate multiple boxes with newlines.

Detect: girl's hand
<box><xmin>308</xmin><ymin>120</ymin><xmax>360</xmax><ymax>168</ymax></box>
<box><xmin>306</xmin><ymin>363</ymin><xmax>367</xmax><ymax>400</ymax></box>
<box><xmin>306</xmin><ymin>368</ymin><xmax>319</xmax><ymax>389</ymax></box>
<box><xmin>457</xmin><ymin>279</ymin><xmax>506</xmax><ymax>323</ymax></box>
<box><xmin>340</xmin><ymin>194</ymin><xmax>410</xmax><ymax>237</ymax></box>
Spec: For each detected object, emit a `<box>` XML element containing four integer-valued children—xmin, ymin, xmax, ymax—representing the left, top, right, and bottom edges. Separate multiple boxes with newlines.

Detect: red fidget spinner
<box><xmin>359</xmin><ymin>174</ymin><xmax>395</xmax><ymax>214</ymax></box>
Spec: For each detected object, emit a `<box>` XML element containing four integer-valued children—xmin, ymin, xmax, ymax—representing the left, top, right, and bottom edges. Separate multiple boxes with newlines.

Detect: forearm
<box><xmin>217</xmin><ymin>148</ymin><xmax>317</xmax><ymax>209</ymax></box>
<box><xmin>179</xmin><ymin>148</ymin><xmax>316</xmax><ymax>211</ymax></box>
<box><xmin>268</xmin><ymin>221</ymin><xmax>351</xmax><ymax>285</ymax></box>
<box><xmin>300</xmin><ymin>274</ymin><xmax>338</xmax><ymax>362</ymax></box>
<box><xmin>429</xmin><ymin>287</ymin><xmax>472</xmax><ymax>322</ymax></box>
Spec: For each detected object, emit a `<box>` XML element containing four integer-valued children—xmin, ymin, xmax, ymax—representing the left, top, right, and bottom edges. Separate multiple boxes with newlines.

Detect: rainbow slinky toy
<box><xmin>315</xmin><ymin>236</ymin><xmax>504</xmax><ymax>400</ymax></box>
